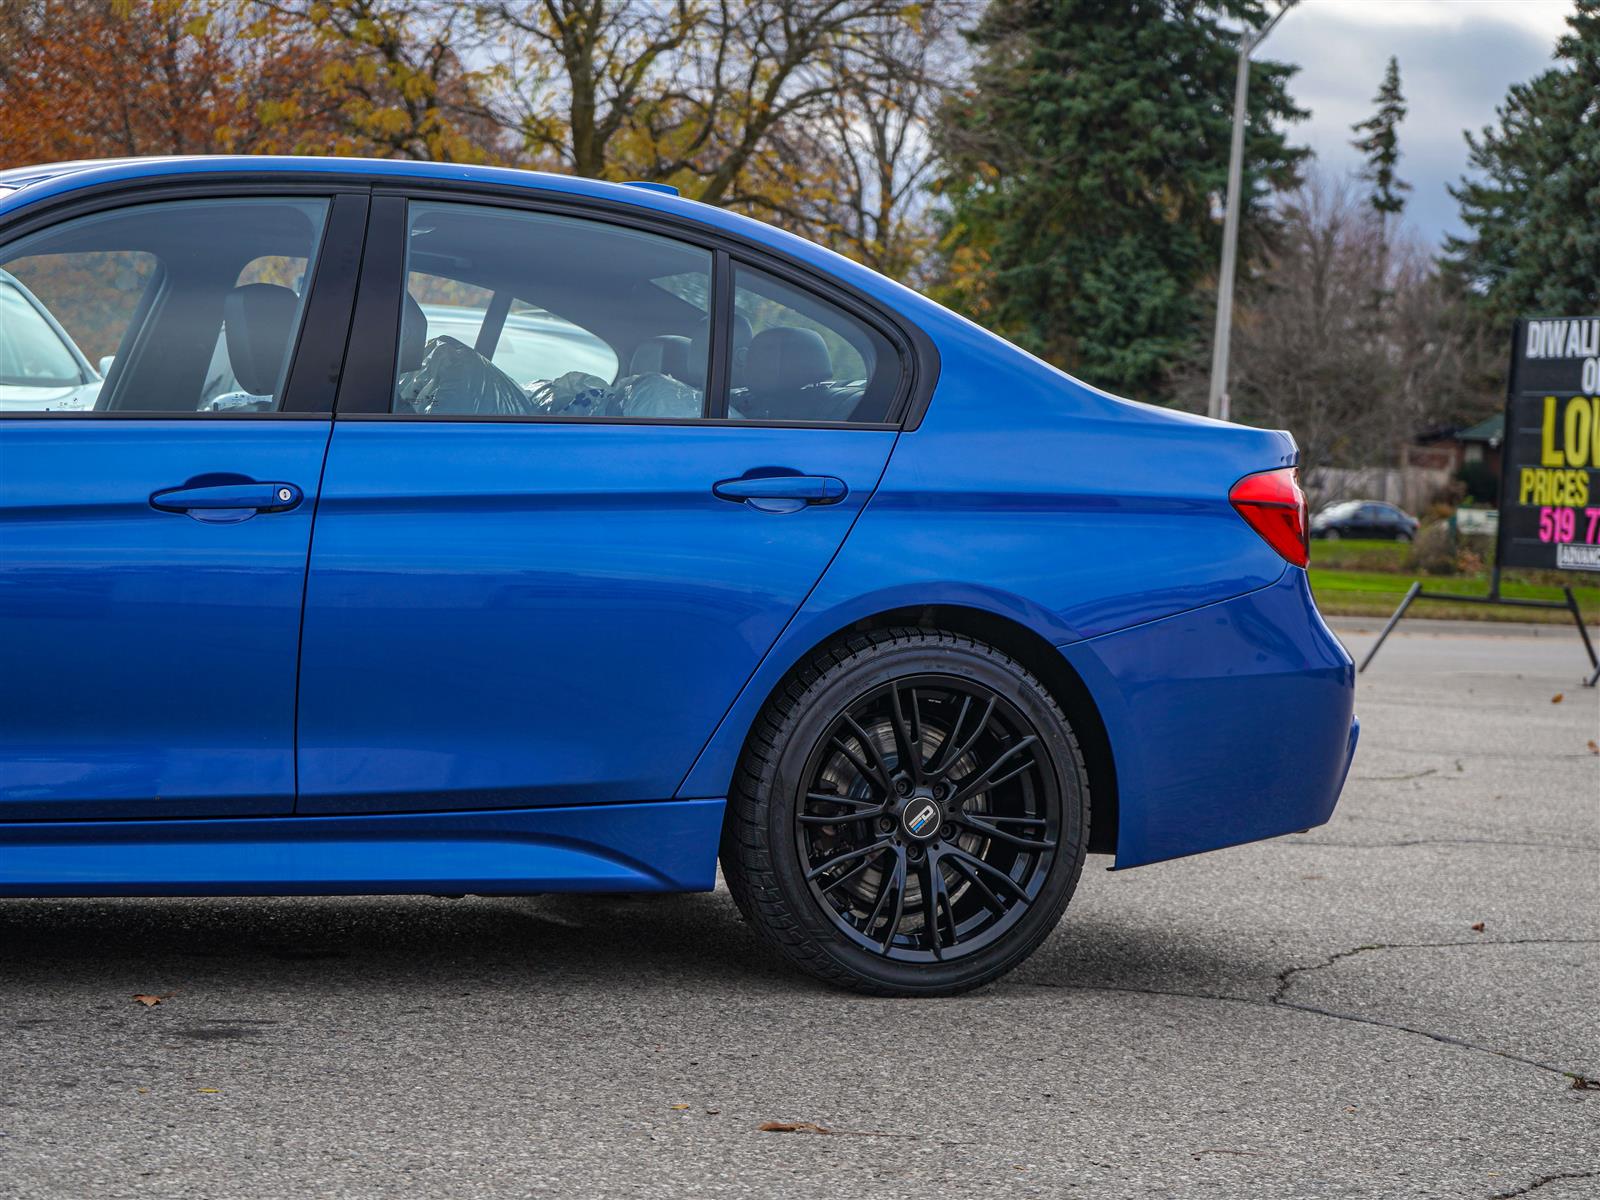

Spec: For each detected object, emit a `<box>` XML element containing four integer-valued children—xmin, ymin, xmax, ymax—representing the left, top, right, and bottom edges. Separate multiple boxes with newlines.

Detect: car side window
<box><xmin>0</xmin><ymin>198</ymin><xmax>328</xmax><ymax>414</ymax></box>
<box><xmin>393</xmin><ymin>202</ymin><xmax>707</xmax><ymax>418</ymax></box>
<box><xmin>728</xmin><ymin>264</ymin><xmax>899</xmax><ymax>424</ymax></box>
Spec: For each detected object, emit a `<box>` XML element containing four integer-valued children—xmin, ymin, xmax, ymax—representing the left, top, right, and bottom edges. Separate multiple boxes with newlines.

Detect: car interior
<box><xmin>0</xmin><ymin>196</ymin><xmax>901</xmax><ymax>423</ymax></box>
<box><xmin>396</xmin><ymin>203</ymin><xmax>900</xmax><ymax>423</ymax></box>
<box><xmin>0</xmin><ymin>198</ymin><xmax>327</xmax><ymax>413</ymax></box>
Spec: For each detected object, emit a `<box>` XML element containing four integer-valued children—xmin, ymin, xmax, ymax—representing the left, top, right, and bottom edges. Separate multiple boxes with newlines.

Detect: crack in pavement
<box><xmin>1029</xmin><ymin>938</ymin><xmax>1600</xmax><ymax>1085</ymax></box>
<box><xmin>1286</xmin><ymin>837</ymin><xmax>1598</xmax><ymax>852</ymax></box>
<box><xmin>1490</xmin><ymin>1171</ymin><xmax>1600</xmax><ymax>1198</ymax></box>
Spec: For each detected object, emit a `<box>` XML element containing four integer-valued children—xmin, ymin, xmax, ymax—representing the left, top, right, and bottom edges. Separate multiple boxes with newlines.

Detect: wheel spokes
<box><xmin>953</xmin><ymin>811</ymin><xmax>1056</xmax><ymax>852</ymax></box>
<box><xmin>798</xmin><ymin>792</ymin><xmax>884</xmax><ymax>825</ymax></box>
<box><xmin>950</xmin><ymin>734</ymin><xmax>1038</xmax><ymax>806</ymax></box>
<box><xmin>917</xmin><ymin>855</ymin><xmax>959</xmax><ymax>959</ymax></box>
<box><xmin>797</xmin><ymin>673</ymin><xmax>1060</xmax><ymax>963</ymax></box>
<box><xmin>805</xmin><ymin>838</ymin><xmax>892</xmax><ymax>883</ymax></box>
<box><xmin>875</xmin><ymin>849</ymin><xmax>909</xmax><ymax>955</ymax></box>
<box><xmin>829</xmin><ymin>731</ymin><xmax>890</xmax><ymax>796</ymax></box>
<box><xmin>840</xmin><ymin>715</ymin><xmax>897</xmax><ymax>795</ymax></box>
<box><xmin>930</xmin><ymin>694</ymin><xmax>996</xmax><ymax>776</ymax></box>
<box><xmin>940</xmin><ymin>844</ymin><xmax>1032</xmax><ymax>904</ymax></box>
<box><xmin>942</xmin><ymin>850</ymin><xmax>1008</xmax><ymax>921</ymax></box>
<box><xmin>888</xmin><ymin>684</ymin><xmax>923</xmax><ymax>783</ymax></box>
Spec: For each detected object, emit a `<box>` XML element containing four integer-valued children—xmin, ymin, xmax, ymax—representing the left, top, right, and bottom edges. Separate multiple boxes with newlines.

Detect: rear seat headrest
<box><xmin>744</xmin><ymin>326</ymin><xmax>831</xmax><ymax>395</ymax></box>
<box><xmin>629</xmin><ymin>334</ymin><xmax>692</xmax><ymax>381</ymax></box>
<box><xmin>222</xmin><ymin>283</ymin><xmax>299</xmax><ymax>397</ymax></box>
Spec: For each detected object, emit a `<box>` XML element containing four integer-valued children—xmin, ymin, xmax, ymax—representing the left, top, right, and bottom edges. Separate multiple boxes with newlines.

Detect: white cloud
<box><xmin>1264</xmin><ymin>0</ymin><xmax>1574</xmax><ymax>245</ymax></box>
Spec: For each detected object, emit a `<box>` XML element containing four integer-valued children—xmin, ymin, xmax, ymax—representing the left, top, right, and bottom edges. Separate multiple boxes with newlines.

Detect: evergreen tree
<box><xmin>1444</xmin><ymin>0</ymin><xmax>1600</xmax><ymax>324</ymax></box>
<box><xmin>1349</xmin><ymin>56</ymin><xmax>1410</xmax><ymax>244</ymax></box>
<box><xmin>933</xmin><ymin>0</ymin><xmax>1307</xmax><ymax>400</ymax></box>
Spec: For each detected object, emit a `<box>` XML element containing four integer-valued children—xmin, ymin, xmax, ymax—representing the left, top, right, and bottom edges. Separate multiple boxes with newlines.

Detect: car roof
<box><xmin>0</xmin><ymin>155</ymin><xmax>944</xmax><ymax>327</ymax></box>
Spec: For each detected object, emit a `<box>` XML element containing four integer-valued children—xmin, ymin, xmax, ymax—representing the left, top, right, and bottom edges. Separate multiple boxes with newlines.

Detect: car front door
<box><xmin>295</xmin><ymin>196</ymin><xmax>908</xmax><ymax>813</ymax></box>
<box><xmin>0</xmin><ymin>191</ymin><xmax>366</xmax><ymax>819</ymax></box>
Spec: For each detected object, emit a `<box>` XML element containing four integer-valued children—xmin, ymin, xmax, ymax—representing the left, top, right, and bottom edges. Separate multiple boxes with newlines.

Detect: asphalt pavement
<box><xmin>1</xmin><ymin>619</ymin><xmax>1596</xmax><ymax>1199</ymax></box>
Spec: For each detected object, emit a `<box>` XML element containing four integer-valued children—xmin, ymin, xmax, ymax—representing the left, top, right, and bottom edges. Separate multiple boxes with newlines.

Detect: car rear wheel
<box><xmin>721</xmin><ymin>628</ymin><xmax>1089</xmax><ymax>995</ymax></box>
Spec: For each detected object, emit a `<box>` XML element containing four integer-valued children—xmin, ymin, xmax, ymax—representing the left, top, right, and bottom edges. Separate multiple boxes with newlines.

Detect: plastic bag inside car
<box><xmin>615</xmin><ymin>372</ymin><xmax>701</xmax><ymax>418</ymax></box>
<box><xmin>398</xmin><ymin>336</ymin><xmax>540</xmax><ymax>416</ymax></box>
<box><xmin>528</xmin><ymin>371</ymin><xmax>618</xmax><ymax>417</ymax></box>
<box><xmin>527</xmin><ymin>370</ymin><xmax>703</xmax><ymax>419</ymax></box>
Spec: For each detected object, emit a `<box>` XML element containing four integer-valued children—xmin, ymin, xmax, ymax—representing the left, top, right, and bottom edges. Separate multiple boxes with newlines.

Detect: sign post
<box><xmin>1360</xmin><ymin>315</ymin><xmax>1600</xmax><ymax>684</ymax></box>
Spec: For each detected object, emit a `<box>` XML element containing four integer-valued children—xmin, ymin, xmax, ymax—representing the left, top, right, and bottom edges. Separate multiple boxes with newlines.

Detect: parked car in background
<box><xmin>0</xmin><ymin>156</ymin><xmax>1359</xmax><ymax>996</ymax></box>
<box><xmin>0</xmin><ymin>268</ymin><xmax>100</xmax><ymax>411</ymax></box>
<box><xmin>1311</xmin><ymin>499</ymin><xmax>1418</xmax><ymax>542</ymax></box>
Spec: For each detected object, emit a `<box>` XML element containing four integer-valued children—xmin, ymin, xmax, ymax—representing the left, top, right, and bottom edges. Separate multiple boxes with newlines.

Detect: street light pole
<box><xmin>1207</xmin><ymin>1</ymin><xmax>1297</xmax><ymax>422</ymax></box>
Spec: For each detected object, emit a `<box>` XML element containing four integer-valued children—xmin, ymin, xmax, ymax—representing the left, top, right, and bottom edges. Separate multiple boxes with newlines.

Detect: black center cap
<box><xmin>900</xmin><ymin>796</ymin><xmax>942</xmax><ymax>842</ymax></box>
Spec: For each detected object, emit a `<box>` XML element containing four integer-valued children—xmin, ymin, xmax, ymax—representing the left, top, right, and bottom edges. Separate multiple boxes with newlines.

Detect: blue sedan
<box><xmin>0</xmin><ymin>157</ymin><xmax>1357</xmax><ymax>995</ymax></box>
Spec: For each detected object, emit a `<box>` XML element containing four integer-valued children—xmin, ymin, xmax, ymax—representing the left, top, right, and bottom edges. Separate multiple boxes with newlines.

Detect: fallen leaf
<box><xmin>1471</xmin><ymin>922</ymin><xmax>1485</xmax><ymax>932</ymax></box>
<box><xmin>760</xmin><ymin>1120</ymin><xmax>834</xmax><ymax>1135</ymax></box>
<box><xmin>1587</xmin><ymin>740</ymin><xmax>1598</xmax><ymax>755</ymax></box>
<box><xmin>1569</xmin><ymin>1074</ymin><xmax>1599</xmax><ymax>1091</ymax></box>
<box><xmin>131</xmin><ymin>994</ymin><xmax>169</xmax><ymax>1007</ymax></box>
<box><xmin>196</xmin><ymin>1088</ymin><xmax>219</xmax><ymax>1094</ymax></box>
<box><xmin>669</xmin><ymin>1104</ymin><xmax>690</xmax><ymax>1111</ymax></box>
<box><xmin>1551</xmin><ymin>693</ymin><xmax>1564</xmax><ymax>704</ymax></box>
<box><xmin>704</xmin><ymin>1109</ymin><xmax>720</xmax><ymax>1116</ymax></box>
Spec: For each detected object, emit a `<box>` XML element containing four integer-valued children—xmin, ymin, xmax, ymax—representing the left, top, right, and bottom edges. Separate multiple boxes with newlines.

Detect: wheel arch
<box><xmin>725</xmin><ymin>604</ymin><xmax>1119</xmax><ymax>857</ymax></box>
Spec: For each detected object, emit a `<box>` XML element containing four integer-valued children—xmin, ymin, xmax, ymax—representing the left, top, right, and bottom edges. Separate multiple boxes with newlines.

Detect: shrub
<box><xmin>1408</xmin><ymin>521</ymin><xmax>1458</xmax><ymax>575</ymax></box>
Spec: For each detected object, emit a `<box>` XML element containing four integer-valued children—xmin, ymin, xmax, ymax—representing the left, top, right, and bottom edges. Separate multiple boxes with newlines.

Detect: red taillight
<box><xmin>1230</xmin><ymin>468</ymin><xmax>1308</xmax><ymax>567</ymax></box>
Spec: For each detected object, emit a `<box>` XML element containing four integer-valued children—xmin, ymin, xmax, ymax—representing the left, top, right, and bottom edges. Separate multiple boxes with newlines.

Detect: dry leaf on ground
<box><xmin>759</xmin><ymin>1121</ymin><xmax>834</xmax><ymax>1135</ymax></box>
<box><xmin>131</xmin><ymin>994</ymin><xmax>170</xmax><ymax>1007</ymax></box>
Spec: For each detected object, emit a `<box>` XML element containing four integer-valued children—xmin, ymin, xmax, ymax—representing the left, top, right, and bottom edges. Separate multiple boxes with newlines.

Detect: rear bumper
<box><xmin>1059</xmin><ymin>568</ymin><xmax>1357</xmax><ymax>869</ymax></box>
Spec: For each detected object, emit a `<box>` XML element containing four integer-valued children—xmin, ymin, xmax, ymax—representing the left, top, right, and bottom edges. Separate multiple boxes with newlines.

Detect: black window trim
<box><xmin>0</xmin><ymin>170</ymin><xmax>941</xmax><ymax>428</ymax></box>
<box><xmin>0</xmin><ymin>179</ymin><xmax>370</xmax><ymax>421</ymax></box>
<box><xmin>335</xmin><ymin>184</ymin><xmax>935</xmax><ymax>430</ymax></box>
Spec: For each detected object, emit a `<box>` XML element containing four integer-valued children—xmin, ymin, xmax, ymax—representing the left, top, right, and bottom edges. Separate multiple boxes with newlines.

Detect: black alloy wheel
<box><xmin>722</xmin><ymin>628</ymin><xmax>1089</xmax><ymax>995</ymax></box>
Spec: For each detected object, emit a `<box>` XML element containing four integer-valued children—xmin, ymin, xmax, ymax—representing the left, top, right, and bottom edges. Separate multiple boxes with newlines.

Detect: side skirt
<box><xmin>0</xmin><ymin>799</ymin><xmax>725</xmax><ymax>897</ymax></box>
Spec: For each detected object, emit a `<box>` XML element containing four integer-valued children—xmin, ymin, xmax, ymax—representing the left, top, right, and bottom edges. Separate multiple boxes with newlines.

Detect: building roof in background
<box><xmin>1457</xmin><ymin>413</ymin><xmax>1505</xmax><ymax>445</ymax></box>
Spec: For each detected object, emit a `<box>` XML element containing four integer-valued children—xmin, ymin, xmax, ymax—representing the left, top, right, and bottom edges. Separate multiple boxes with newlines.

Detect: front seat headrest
<box><xmin>745</xmin><ymin>326</ymin><xmax>831</xmax><ymax>395</ymax></box>
<box><xmin>686</xmin><ymin>313</ymin><xmax>754</xmax><ymax>388</ymax></box>
<box><xmin>223</xmin><ymin>283</ymin><xmax>299</xmax><ymax>397</ymax></box>
<box><xmin>629</xmin><ymin>334</ymin><xmax>692</xmax><ymax>381</ymax></box>
<box><xmin>399</xmin><ymin>294</ymin><xmax>428</xmax><ymax>373</ymax></box>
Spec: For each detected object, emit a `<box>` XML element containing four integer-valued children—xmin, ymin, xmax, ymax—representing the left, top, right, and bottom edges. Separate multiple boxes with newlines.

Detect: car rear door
<box><xmin>295</xmin><ymin>194</ymin><xmax>907</xmax><ymax>813</ymax></box>
<box><xmin>0</xmin><ymin>190</ymin><xmax>366</xmax><ymax>820</ymax></box>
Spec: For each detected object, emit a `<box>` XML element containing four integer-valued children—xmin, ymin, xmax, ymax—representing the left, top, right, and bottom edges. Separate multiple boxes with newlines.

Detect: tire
<box><xmin>721</xmin><ymin>627</ymin><xmax>1089</xmax><ymax>996</ymax></box>
<box><xmin>1324</xmin><ymin>529</ymin><xmax>1342</xmax><ymax>541</ymax></box>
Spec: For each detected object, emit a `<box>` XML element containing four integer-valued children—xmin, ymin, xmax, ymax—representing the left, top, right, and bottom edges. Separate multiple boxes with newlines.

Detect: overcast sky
<box><xmin>1264</xmin><ymin>0</ymin><xmax>1575</xmax><ymax>246</ymax></box>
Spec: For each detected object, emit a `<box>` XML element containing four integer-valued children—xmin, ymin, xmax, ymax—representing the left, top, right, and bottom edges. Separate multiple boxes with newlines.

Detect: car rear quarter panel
<box><xmin>677</xmin><ymin>316</ymin><xmax>1334</xmax><ymax>833</ymax></box>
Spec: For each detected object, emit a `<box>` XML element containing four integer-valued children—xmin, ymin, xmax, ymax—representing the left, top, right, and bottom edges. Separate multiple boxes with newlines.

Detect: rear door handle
<box><xmin>713</xmin><ymin>475</ymin><xmax>847</xmax><ymax>513</ymax></box>
<box><xmin>151</xmin><ymin>482</ymin><xmax>303</xmax><ymax>523</ymax></box>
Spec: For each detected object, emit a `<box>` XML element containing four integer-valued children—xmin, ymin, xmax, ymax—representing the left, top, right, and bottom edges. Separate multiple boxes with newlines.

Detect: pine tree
<box><xmin>933</xmin><ymin>0</ymin><xmax>1307</xmax><ymax>401</ymax></box>
<box><xmin>1349</xmin><ymin>56</ymin><xmax>1410</xmax><ymax>250</ymax></box>
<box><xmin>1444</xmin><ymin>0</ymin><xmax>1600</xmax><ymax>324</ymax></box>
